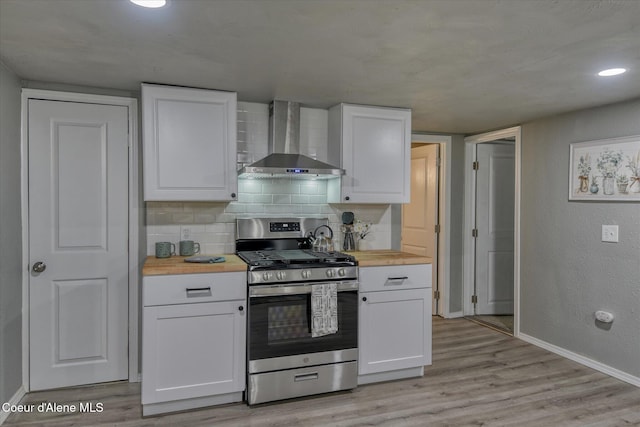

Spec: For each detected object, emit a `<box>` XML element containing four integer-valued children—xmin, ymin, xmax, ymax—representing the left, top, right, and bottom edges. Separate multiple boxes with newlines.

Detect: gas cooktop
<box><xmin>237</xmin><ymin>249</ymin><xmax>356</xmax><ymax>268</ymax></box>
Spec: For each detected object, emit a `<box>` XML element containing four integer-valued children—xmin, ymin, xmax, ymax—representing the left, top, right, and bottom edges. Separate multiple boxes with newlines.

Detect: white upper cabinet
<box><xmin>327</xmin><ymin>104</ymin><xmax>411</xmax><ymax>203</ymax></box>
<box><xmin>142</xmin><ymin>84</ymin><xmax>237</xmax><ymax>201</ymax></box>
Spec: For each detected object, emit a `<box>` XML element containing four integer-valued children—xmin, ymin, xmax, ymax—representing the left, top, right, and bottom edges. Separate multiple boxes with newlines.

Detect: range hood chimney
<box><xmin>238</xmin><ymin>100</ymin><xmax>344</xmax><ymax>179</ymax></box>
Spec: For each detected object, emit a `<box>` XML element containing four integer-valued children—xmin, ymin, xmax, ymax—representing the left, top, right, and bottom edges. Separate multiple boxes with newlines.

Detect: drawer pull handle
<box><xmin>294</xmin><ymin>372</ymin><xmax>319</xmax><ymax>382</ymax></box>
<box><xmin>386</xmin><ymin>276</ymin><xmax>408</xmax><ymax>285</ymax></box>
<box><xmin>186</xmin><ymin>287</ymin><xmax>212</xmax><ymax>298</ymax></box>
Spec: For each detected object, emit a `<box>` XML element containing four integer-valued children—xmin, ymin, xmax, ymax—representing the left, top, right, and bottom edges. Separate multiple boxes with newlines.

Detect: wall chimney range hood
<box><xmin>238</xmin><ymin>101</ymin><xmax>344</xmax><ymax>179</ymax></box>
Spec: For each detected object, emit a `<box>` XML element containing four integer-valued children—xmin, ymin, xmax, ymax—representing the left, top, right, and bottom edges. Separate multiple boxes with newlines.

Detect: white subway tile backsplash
<box><xmin>250</xmin><ymin>194</ymin><xmax>273</xmax><ymax>204</ymax></box>
<box><xmin>171</xmin><ymin>212</ymin><xmax>195</xmax><ymax>224</ymax></box>
<box><xmin>202</xmin><ymin>243</ymin><xmax>229</xmax><ymax>254</ymax></box>
<box><xmin>215</xmin><ymin>213</ymin><xmax>238</xmax><ymax>223</ymax></box>
<box><xmin>239</xmin><ymin>180</ymin><xmax>263</xmax><ymax>194</ymax></box>
<box><xmin>273</xmin><ymin>194</ymin><xmax>291</xmax><ymax>204</ymax></box>
<box><xmin>264</xmin><ymin>204</ymin><xmax>295</xmax><ymax>214</ymax></box>
<box><xmin>291</xmin><ymin>195</ymin><xmax>310</xmax><ymax>204</ymax></box>
<box><xmin>193</xmin><ymin>212</ymin><xmax>217</xmax><ymax>224</ymax></box>
<box><xmin>224</xmin><ymin>203</ymin><xmax>246</xmax><ymax>213</ymax></box>
<box><xmin>245</xmin><ymin>204</ymin><xmax>266</xmax><ymax>214</ymax></box>
<box><xmin>309</xmin><ymin>195</ymin><xmax>326</xmax><ymax>204</ymax></box>
<box><xmin>236</xmin><ymin>193</ymin><xmax>252</xmax><ymax>203</ymax></box>
<box><xmin>205</xmin><ymin>222</ymin><xmax>234</xmax><ymax>233</ymax></box>
<box><xmin>145</xmin><ymin>192</ymin><xmax>392</xmax><ymax>255</ymax></box>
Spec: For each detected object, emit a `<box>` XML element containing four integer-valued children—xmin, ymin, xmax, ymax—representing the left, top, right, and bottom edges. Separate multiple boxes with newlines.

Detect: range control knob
<box><xmin>262</xmin><ymin>272</ymin><xmax>273</xmax><ymax>281</ymax></box>
<box><xmin>326</xmin><ymin>269</ymin><xmax>336</xmax><ymax>278</ymax></box>
<box><xmin>301</xmin><ymin>270</ymin><xmax>311</xmax><ymax>279</ymax></box>
<box><xmin>338</xmin><ymin>268</ymin><xmax>346</xmax><ymax>277</ymax></box>
<box><xmin>276</xmin><ymin>271</ymin><xmax>286</xmax><ymax>280</ymax></box>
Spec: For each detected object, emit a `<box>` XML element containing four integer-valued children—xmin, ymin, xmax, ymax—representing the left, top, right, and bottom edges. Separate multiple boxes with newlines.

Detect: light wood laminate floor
<box><xmin>5</xmin><ymin>318</ymin><xmax>640</xmax><ymax>426</ymax></box>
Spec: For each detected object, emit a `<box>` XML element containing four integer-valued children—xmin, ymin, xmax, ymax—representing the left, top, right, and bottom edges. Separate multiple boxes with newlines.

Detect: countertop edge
<box><xmin>142</xmin><ymin>251</ymin><xmax>432</xmax><ymax>276</ymax></box>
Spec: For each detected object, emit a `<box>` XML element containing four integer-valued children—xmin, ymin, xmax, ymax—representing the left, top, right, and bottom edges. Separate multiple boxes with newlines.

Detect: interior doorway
<box><xmin>464</xmin><ymin>127</ymin><xmax>521</xmax><ymax>336</ymax></box>
<box><xmin>402</xmin><ymin>134</ymin><xmax>452</xmax><ymax>317</ymax></box>
<box><xmin>402</xmin><ymin>143</ymin><xmax>439</xmax><ymax>314</ymax></box>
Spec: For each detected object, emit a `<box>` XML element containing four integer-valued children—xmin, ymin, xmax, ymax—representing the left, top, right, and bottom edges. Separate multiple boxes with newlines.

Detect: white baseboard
<box><xmin>442</xmin><ymin>311</ymin><xmax>464</xmax><ymax>319</ymax></box>
<box><xmin>519</xmin><ymin>333</ymin><xmax>640</xmax><ymax>388</ymax></box>
<box><xmin>0</xmin><ymin>385</ymin><xmax>26</xmax><ymax>425</ymax></box>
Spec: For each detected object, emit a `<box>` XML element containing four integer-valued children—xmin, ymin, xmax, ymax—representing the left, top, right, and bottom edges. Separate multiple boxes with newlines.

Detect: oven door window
<box><xmin>249</xmin><ymin>290</ymin><xmax>357</xmax><ymax>360</ymax></box>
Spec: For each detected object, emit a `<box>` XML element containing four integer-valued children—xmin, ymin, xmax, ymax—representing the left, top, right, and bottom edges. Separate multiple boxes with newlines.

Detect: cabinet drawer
<box><xmin>359</xmin><ymin>264</ymin><xmax>431</xmax><ymax>292</ymax></box>
<box><xmin>143</xmin><ymin>272</ymin><xmax>245</xmax><ymax>306</ymax></box>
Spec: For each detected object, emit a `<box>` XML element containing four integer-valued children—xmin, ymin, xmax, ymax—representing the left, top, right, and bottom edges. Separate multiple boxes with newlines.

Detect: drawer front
<box><xmin>144</xmin><ymin>272</ymin><xmax>246</xmax><ymax>306</ymax></box>
<box><xmin>248</xmin><ymin>361</ymin><xmax>357</xmax><ymax>405</ymax></box>
<box><xmin>359</xmin><ymin>264</ymin><xmax>431</xmax><ymax>292</ymax></box>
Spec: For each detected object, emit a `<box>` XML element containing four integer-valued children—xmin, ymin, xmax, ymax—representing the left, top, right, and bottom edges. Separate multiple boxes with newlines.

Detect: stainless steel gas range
<box><xmin>236</xmin><ymin>218</ymin><xmax>359</xmax><ymax>405</ymax></box>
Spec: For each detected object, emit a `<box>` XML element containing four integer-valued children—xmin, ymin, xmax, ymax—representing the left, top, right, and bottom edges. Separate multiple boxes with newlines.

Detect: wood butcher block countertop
<box><xmin>142</xmin><ymin>250</ymin><xmax>430</xmax><ymax>276</ymax></box>
<box><xmin>351</xmin><ymin>250</ymin><xmax>432</xmax><ymax>266</ymax></box>
<box><xmin>142</xmin><ymin>255</ymin><xmax>247</xmax><ymax>276</ymax></box>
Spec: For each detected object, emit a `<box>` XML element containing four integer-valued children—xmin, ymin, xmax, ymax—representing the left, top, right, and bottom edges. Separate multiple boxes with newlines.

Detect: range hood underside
<box><xmin>238</xmin><ymin>153</ymin><xmax>343</xmax><ymax>180</ymax></box>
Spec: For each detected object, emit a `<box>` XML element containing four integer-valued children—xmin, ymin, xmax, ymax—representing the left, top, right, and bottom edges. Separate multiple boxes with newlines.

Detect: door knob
<box><xmin>32</xmin><ymin>262</ymin><xmax>46</xmax><ymax>273</ymax></box>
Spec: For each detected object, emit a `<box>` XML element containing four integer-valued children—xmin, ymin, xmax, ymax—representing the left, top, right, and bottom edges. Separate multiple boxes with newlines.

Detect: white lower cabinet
<box><xmin>358</xmin><ymin>264</ymin><xmax>432</xmax><ymax>384</ymax></box>
<box><xmin>142</xmin><ymin>272</ymin><xmax>246</xmax><ymax>416</ymax></box>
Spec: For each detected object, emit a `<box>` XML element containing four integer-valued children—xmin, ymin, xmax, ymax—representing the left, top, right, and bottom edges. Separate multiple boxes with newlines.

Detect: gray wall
<box><xmin>520</xmin><ymin>98</ymin><xmax>640</xmax><ymax>378</ymax></box>
<box><xmin>448</xmin><ymin>134</ymin><xmax>466</xmax><ymax>314</ymax></box>
<box><xmin>0</xmin><ymin>61</ymin><xmax>23</xmax><ymax>403</ymax></box>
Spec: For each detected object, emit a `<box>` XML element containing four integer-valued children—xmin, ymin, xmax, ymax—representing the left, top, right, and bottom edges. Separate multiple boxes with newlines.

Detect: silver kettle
<box><xmin>309</xmin><ymin>225</ymin><xmax>334</xmax><ymax>252</ymax></box>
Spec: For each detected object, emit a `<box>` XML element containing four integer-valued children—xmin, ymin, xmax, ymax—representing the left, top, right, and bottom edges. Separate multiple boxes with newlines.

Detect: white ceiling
<box><xmin>1</xmin><ymin>0</ymin><xmax>639</xmax><ymax>134</ymax></box>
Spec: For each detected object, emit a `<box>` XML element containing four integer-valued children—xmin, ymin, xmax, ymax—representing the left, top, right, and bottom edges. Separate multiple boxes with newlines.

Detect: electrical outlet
<box><xmin>182</xmin><ymin>227</ymin><xmax>191</xmax><ymax>240</ymax></box>
<box><xmin>601</xmin><ymin>225</ymin><xmax>619</xmax><ymax>243</ymax></box>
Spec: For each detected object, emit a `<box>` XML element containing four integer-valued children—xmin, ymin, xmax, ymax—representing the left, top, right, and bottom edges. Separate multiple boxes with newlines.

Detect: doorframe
<box><xmin>463</xmin><ymin>126</ymin><xmax>521</xmax><ymax>336</ymax></box>
<box><xmin>410</xmin><ymin>133</ymin><xmax>452</xmax><ymax>317</ymax></box>
<box><xmin>20</xmin><ymin>89</ymin><xmax>140</xmax><ymax>391</ymax></box>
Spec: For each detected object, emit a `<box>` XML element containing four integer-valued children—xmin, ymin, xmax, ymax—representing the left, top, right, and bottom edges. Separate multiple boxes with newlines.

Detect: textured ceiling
<box><xmin>1</xmin><ymin>0</ymin><xmax>639</xmax><ymax>134</ymax></box>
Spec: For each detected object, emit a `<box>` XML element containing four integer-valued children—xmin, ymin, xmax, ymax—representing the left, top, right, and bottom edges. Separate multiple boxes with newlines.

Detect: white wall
<box><xmin>0</xmin><ymin>61</ymin><xmax>23</xmax><ymax>406</ymax></box>
<box><xmin>520</xmin><ymin>98</ymin><xmax>640</xmax><ymax>379</ymax></box>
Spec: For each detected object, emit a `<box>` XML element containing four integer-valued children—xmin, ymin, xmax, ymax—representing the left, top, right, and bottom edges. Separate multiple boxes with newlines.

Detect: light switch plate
<box><xmin>601</xmin><ymin>225</ymin><xmax>619</xmax><ymax>243</ymax></box>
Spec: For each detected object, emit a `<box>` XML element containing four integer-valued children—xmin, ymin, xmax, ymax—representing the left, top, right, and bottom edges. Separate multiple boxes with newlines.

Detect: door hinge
<box><xmin>472</xmin><ymin>228</ymin><xmax>478</xmax><ymax>238</ymax></box>
<box><xmin>471</xmin><ymin>295</ymin><xmax>478</xmax><ymax>304</ymax></box>
<box><xmin>436</xmin><ymin>156</ymin><xmax>441</xmax><ymax>167</ymax></box>
<box><xmin>434</xmin><ymin>290</ymin><xmax>441</xmax><ymax>300</ymax></box>
<box><xmin>472</xmin><ymin>161</ymin><xmax>479</xmax><ymax>170</ymax></box>
<box><xmin>435</xmin><ymin>224</ymin><xmax>441</xmax><ymax>233</ymax></box>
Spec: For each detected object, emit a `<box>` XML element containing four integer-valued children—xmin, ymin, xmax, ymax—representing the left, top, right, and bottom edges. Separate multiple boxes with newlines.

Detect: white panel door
<box><xmin>402</xmin><ymin>144</ymin><xmax>439</xmax><ymax>313</ymax></box>
<box><xmin>28</xmin><ymin>99</ymin><xmax>129</xmax><ymax>390</ymax></box>
<box><xmin>341</xmin><ymin>105</ymin><xmax>411</xmax><ymax>203</ymax></box>
<box><xmin>475</xmin><ymin>143</ymin><xmax>515</xmax><ymax>315</ymax></box>
<box><xmin>402</xmin><ymin>144</ymin><xmax>438</xmax><ymax>257</ymax></box>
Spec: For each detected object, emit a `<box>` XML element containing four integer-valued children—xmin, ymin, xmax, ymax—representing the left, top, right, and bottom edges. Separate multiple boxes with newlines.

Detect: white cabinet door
<box><xmin>359</xmin><ymin>288</ymin><xmax>432</xmax><ymax>375</ymax></box>
<box><xmin>142</xmin><ymin>84</ymin><xmax>237</xmax><ymax>201</ymax></box>
<box><xmin>142</xmin><ymin>300</ymin><xmax>246</xmax><ymax>404</ymax></box>
<box><xmin>328</xmin><ymin>104</ymin><xmax>411</xmax><ymax>203</ymax></box>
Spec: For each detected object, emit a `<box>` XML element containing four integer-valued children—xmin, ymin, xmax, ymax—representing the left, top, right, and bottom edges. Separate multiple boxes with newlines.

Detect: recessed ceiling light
<box><xmin>130</xmin><ymin>0</ymin><xmax>167</xmax><ymax>8</ymax></box>
<box><xmin>598</xmin><ymin>68</ymin><xmax>627</xmax><ymax>77</ymax></box>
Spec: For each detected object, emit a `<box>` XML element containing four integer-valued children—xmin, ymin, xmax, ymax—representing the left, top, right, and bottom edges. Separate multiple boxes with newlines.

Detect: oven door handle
<box><xmin>249</xmin><ymin>281</ymin><xmax>358</xmax><ymax>297</ymax></box>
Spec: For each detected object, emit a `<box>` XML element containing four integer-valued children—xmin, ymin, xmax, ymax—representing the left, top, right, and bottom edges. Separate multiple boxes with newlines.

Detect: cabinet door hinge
<box><xmin>472</xmin><ymin>161</ymin><xmax>479</xmax><ymax>170</ymax></box>
<box><xmin>435</xmin><ymin>224</ymin><xmax>441</xmax><ymax>233</ymax></box>
<box><xmin>434</xmin><ymin>290</ymin><xmax>441</xmax><ymax>300</ymax></box>
<box><xmin>436</xmin><ymin>155</ymin><xmax>442</xmax><ymax>167</ymax></box>
<box><xmin>472</xmin><ymin>229</ymin><xmax>478</xmax><ymax>238</ymax></box>
<box><xmin>471</xmin><ymin>295</ymin><xmax>478</xmax><ymax>304</ymax></box>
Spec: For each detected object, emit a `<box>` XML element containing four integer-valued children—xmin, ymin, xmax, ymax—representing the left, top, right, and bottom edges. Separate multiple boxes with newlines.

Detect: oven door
<box><xmin>248</xmin><ymin>281</ymin><xmax>358</xmax><ymax>364</ymax></box>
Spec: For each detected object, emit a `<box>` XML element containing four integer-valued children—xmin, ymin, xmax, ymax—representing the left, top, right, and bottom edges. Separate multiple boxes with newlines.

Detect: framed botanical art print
<box><xmin>569</xmin><ymin>135</ymin><xmax>640</xmax><ymax>201</ymax></box>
